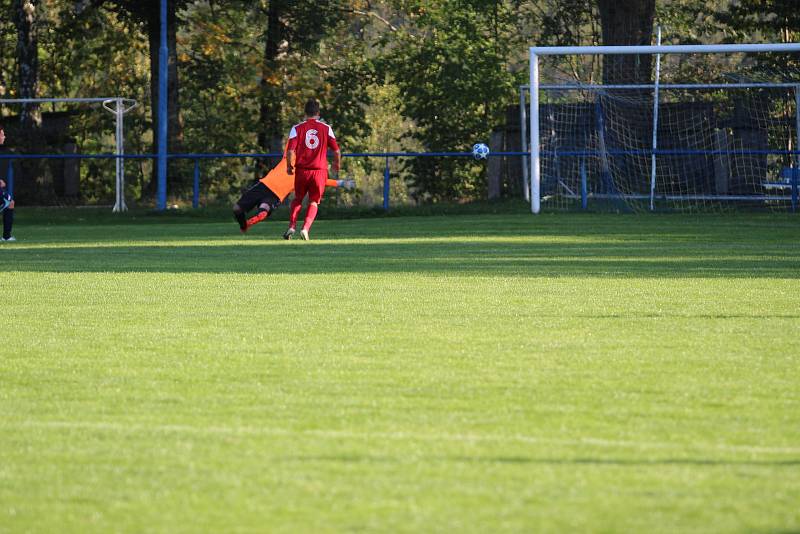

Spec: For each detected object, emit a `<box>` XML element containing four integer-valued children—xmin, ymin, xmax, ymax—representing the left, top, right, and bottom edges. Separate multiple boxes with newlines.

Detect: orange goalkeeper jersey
<box><xmin>259</xmin><ymin>155</ymin><xmax>338</xmax><ymax>202</ymax></box>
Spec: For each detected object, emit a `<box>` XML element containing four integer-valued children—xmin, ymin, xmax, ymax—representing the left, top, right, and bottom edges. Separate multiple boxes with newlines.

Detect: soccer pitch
<box><xmin>2</xmin><ymin>212</ymin><xmax>799</xmax><ymax>532</ymax></box>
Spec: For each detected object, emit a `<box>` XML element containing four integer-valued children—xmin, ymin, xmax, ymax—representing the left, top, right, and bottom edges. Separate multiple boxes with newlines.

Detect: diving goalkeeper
<box><xmin>232</xmin><ymin>150</ymin><xmax>352</xmax><ymax>233</ymax></box>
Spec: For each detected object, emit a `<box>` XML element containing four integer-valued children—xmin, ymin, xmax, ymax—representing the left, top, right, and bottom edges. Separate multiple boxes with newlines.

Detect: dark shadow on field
<box><xmin>2</xmin><ymin>239</ymin><xmax>799</xmax><ymax>278</ymax></box>
<box><xmin>4</xmin><ymin>214</ymin><xmax>800</xmax><ymax>277</ymax></box>
<box><xmin>17</xmin><ymin>213</ymin><xmax>800</xmax><ymax>243</ymax></box>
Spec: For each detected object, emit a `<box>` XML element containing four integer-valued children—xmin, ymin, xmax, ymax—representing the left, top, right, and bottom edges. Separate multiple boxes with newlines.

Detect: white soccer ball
<box><xmin>472</xmin><ymin>143</ymin><xmax>490</xmax><ymax>160</ymax></box>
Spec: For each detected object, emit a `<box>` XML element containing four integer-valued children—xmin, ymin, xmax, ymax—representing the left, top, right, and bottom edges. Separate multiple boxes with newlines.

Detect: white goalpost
<box><xmin>527</xmin><ymin>43</ymin><xmax>800</xmax><ymax>213</ymax></box>
<box><xmin>0</xmin><ymin>97</ymin><xmax>137</xmax><ymax>212</ymax></box>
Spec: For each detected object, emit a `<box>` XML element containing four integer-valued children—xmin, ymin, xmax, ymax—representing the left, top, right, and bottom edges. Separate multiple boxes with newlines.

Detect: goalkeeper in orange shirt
<box><xmin>232</xmin><ymin>150</ymin><xmax>352</xmax><ymax>234</ymax></box>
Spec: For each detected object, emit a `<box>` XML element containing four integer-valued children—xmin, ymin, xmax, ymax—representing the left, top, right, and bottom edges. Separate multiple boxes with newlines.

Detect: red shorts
<box><xmin>294</xmin><ymin>168</ymin><xmax>328</xmax><ymax>204</ymax></box>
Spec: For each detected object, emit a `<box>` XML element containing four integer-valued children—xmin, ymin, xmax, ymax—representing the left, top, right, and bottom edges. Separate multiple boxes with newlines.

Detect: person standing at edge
<box><xmin>0</xmin><ymin>125</ymin><xmax>15</xmax><ymax>243</ymax></box>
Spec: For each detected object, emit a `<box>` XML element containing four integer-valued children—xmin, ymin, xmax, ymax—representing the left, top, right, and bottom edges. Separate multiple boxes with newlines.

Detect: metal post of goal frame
<box><xmin>103</xmin><ymin>98</ymin><xmax>138</xmax><ymax>212</ymax></box>
<box><xmin>519</xmin><ymin>86</ymin><xmax>530</xmax><ymax>202</ymax></box>
<box><xmin>530</xmin><ymin>52</ymin><xmax>540</xmax><ymax>213</ymax></box>
<box><xmin>0</xmin><ymin>97</ymin><xmax>137</xmax><ymax>212</ymax></box>
<box><xmin>649</xmin><ymin>27</ymin><xmax>663</xmax><ymax>211</ymax></box>
<box><xmin>795</xmin><ymin>85</ymin><xmax>800</xmax><ymax>213</ymax></box>
<box><xmin>528</xmin><ymin>42</ymin><xmax>800</xmax><ymax>214</ymax></box>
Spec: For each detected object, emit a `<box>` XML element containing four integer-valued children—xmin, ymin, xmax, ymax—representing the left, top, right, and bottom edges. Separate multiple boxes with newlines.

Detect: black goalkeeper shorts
<box><xmin>237</xmin><ymin>182</ymin><xmax>281</xmax><ymax>213</ymax></box>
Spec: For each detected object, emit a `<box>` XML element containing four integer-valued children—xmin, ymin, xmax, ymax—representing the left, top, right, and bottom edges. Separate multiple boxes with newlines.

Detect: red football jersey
<box><xmin>286</xmin><ymin>118</ymin><xmax>340</xmax><ymax>170</ymax></box>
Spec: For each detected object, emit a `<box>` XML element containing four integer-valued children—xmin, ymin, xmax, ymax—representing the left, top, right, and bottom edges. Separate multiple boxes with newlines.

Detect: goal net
<box><xmin>527</xmin><ymin>43</ymin><xmax>800</xmax><ymax>213</ymax></box>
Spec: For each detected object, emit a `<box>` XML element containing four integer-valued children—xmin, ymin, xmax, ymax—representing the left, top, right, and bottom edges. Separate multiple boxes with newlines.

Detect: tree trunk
<box><xmin>597</xmin><ymin>0</ymin><xmax>656</xmax><ymax>84</ymax></box>
<box><xmin>14</xmin><ymin>0</ymin><xmax>40</xmax><ymax>129</ymax></box>
<box><xmin>258</xmin><ymin>0</ymin><xmax>288</xmax><ymax>170</ymax></box>
<box><xmin>146</xmin><ymin>0</ymin><xmax>183</xmax><ymax>197</ymax></box>
<box><xmin>13</xmin><ymin>0</ymin><xmax>54</xmax><ymax>203</ymax></box>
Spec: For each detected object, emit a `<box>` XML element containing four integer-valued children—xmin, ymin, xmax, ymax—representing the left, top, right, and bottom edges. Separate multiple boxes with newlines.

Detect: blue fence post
<box><xmin>5</xmin><ymin>160</ymin><xmax>12</xmax><ymax>197</ymax></box>
<box><xmin>156</xmin><ymin>0</ymin><xmax>168</xmax><ymax>211</ymax></box>
<box><xmin>580</xmin><ymin>159</ymin><xmax>588</xmax><ymax>210</ymax></box>
<box><xmin>792</xmin><ymin>168</ymin><xmax>798</xmax><ymax>213</ymax></box>
<box><xmin>383</xmin><ymin>157</ymin><xmax>390</xmax><ymax>211</ymax></box>
<box><xmin>193</xmin><ymin>159</ymin><xmax>200</xmax><ymax>209</ymax></box>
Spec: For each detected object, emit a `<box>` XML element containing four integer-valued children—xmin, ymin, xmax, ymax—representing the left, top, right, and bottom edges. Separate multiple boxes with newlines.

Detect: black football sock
<box><xmin>233</xmin><ymin>210</ymin><xmax>247</xmax><ymax>230</ymax></box>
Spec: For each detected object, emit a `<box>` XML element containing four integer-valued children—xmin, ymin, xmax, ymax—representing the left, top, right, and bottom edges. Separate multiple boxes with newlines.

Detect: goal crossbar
<box><xmin>524</xmin><ymin>82</ymin><xmax>800</xmax><ymax>90</ymax></box>
<box><xmin>529</xmin><ymin>43</ymin><xmax>800</xmax><ymax>56</ymax></box>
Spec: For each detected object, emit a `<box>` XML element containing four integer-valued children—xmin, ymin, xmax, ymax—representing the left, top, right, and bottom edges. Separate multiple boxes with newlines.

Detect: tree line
<box><xmin>0</xmin><ymin>0</ymin><xmax>798</xmax><ymax>205</ymax></box>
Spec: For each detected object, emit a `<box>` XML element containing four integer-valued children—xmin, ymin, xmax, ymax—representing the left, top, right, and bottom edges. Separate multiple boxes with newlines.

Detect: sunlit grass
<box><xmin>1</xmin><ymin>213</ymin><xmax>799</xmax><ymax>532</ymax></box>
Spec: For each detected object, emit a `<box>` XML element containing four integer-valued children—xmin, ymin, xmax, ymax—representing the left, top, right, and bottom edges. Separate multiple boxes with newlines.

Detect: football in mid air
<box><xmin>472</xmin><ymin>143</ymin><xmax>490</xmax><ymax>160</ymax></box>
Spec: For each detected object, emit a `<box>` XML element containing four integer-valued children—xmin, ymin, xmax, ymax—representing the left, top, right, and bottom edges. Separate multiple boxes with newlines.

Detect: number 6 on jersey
<box><xmin>305</xmin><ymin>129</ymin><xmax>319</xmax><ymax>149</ymax></box>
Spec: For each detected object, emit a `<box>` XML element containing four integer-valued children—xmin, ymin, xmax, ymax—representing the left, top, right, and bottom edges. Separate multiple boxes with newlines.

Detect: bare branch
<box><xmin>347</xmin><ymin>8</ymin><xmax>397</xmax><ymax>32</ymax></box>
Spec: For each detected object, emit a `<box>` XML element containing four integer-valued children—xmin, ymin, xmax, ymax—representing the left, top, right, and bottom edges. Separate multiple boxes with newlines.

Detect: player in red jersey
<box><xmin>283</xmin><ymin>98</ymin><xmax>341</xmax><ymax>241</ymax></box>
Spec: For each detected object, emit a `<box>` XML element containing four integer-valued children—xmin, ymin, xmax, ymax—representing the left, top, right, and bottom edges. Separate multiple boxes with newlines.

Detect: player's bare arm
<box><xmin>286</xmin><ymin>149</ymin><xmax>295</xmax><ymax>175</ymax></box>
<box><xmin>331</xmin><ymin>148</ymin><xmax>341</xmax><ymax>179</ymax></box>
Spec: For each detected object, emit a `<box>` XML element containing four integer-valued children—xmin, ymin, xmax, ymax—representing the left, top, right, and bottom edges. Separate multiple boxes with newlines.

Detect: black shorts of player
<box><xmin>237</xmin><ymin>182</ymin><xmax>281</xmax><ymax>213</ymax></box>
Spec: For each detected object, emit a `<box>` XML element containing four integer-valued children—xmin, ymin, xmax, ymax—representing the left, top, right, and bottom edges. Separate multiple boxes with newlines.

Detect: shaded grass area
<box><xmin>1</xmin><ymin>213</ymin><xmax>799</xmax><ymax>532</ymax></box>
<box><xmin>13</xmin><ymin>198</ymin><xmax>533</xmax><ymax>225</ymax></box>
<box><xmin>3</xmin><ymin>212</ymin><xmax>799</xmax><ymax>278</ymax></box>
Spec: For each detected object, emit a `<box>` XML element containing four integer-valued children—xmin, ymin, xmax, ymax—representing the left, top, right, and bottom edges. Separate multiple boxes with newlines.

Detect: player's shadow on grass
<box><xmin>2</xmin><ymin>239</ymin><xmax>799</xmax><ymax>278</ymax></box>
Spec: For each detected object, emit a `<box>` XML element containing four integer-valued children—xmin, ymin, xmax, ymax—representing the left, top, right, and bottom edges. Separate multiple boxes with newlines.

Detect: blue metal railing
<box><xmin>2</xmin><ymin>150</ymin><xmax>797</xmax><ymax>212</ymax></box>
<box><xmin>0</xmin><ymin>151</ymin><xmax>528</xmax><ymax>211</ymax></box>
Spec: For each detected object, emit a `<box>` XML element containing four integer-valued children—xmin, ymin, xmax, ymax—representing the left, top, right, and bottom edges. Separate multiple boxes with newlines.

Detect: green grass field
<box><xmin>2</xmin><ymin>210</ymin><xmax>799</xmax><ymax>532</ymax></box>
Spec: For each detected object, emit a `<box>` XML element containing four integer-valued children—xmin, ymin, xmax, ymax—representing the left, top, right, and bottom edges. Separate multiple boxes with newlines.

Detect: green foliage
<box><xmin>716</xmin><ymin>0</ymin><xmax>800</xmax><ymax>42</ymax></box>
<box><xmin>534</xmin><ymin>0</ymin><xmax>599</xmax><ymax>47</ymax></box>
<box><xmin>178</xmin><ymin>1</ymin><xmax>265</xmax><ymax>199</ymax></box>
<box><xmin>383</xmin><ymin>0</ymin><xmax>523</xmax><ymax>201</ymax></box>
<box><xmin>655</xmin><ymin>1</ymin><xmax>800</xmax><ymax>88</ymax></box>
<box><xmin>52</xmin><ymin>2</ymin><xmax>153</xmax><ymax>202</ymax></box>
<box><xmin>0</xmin><ymin>0</ymin><xmax>13</xmax><ymax>98</ymax></box>
<box><xmin>658</xmin><ymin>0</ymin><xmax>800</xmax><ymax>44</ymax></box>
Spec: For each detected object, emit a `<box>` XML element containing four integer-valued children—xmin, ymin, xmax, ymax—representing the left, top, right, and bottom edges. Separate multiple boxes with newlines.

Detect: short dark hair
<box><xmin>304</xmin><ymin>98</ymin><xmax>320</xmax><ymax>117</ymax></box>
